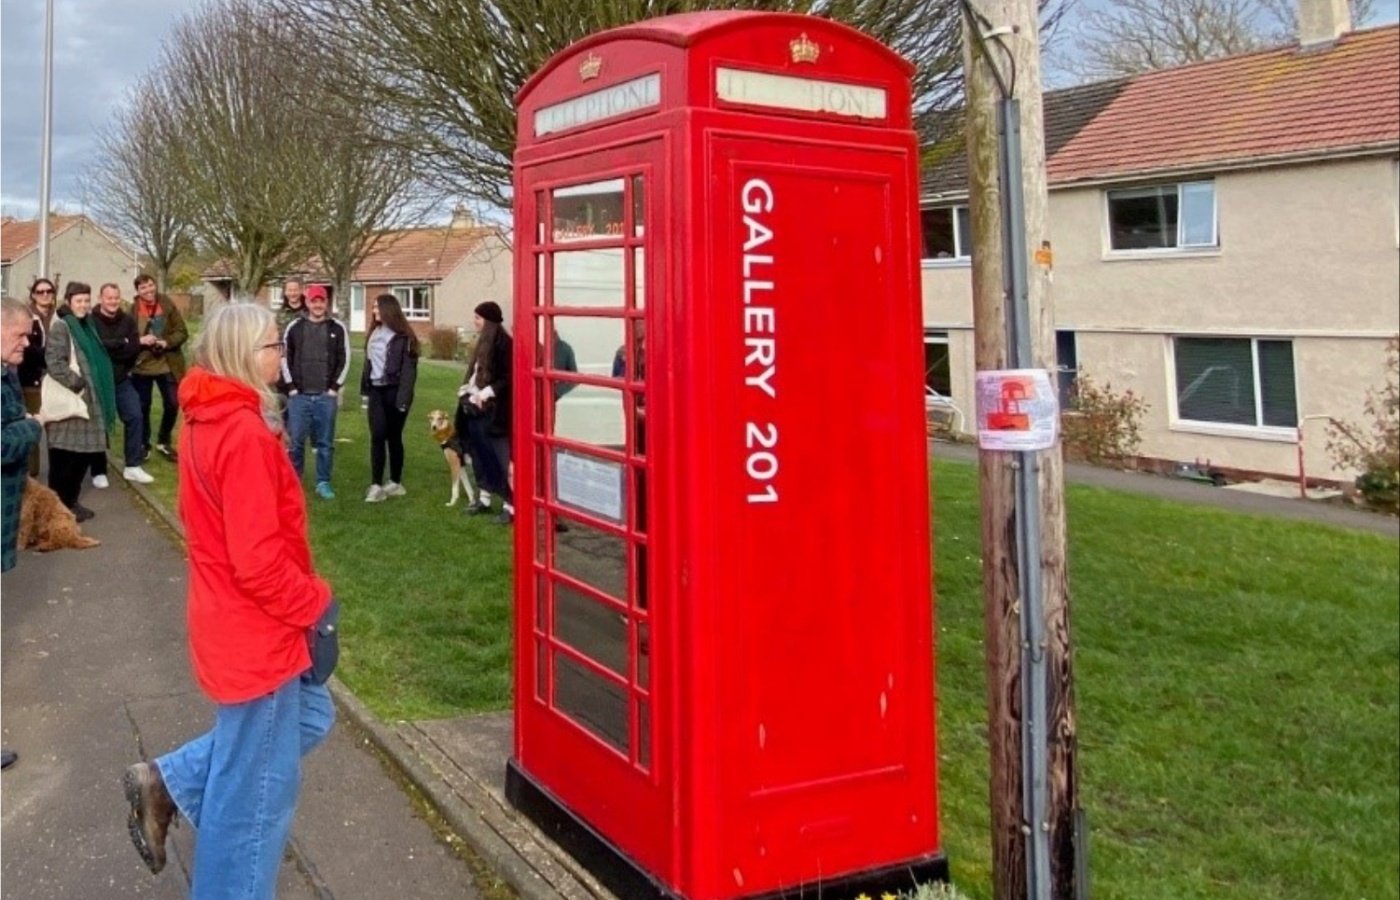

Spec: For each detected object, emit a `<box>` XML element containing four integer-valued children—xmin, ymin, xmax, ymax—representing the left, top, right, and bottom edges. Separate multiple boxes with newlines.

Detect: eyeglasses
<box><xmin>32</xmin><ymin>288</ymin><xmax>54</xmax><ymax>295</ymax></box>
<box><xmin>259</xmin><ymin>341</ymin><xmax>286</xmax><ymax>353</ymax></box>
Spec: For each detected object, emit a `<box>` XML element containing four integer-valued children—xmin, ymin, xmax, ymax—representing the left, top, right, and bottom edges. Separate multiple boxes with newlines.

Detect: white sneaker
<box><xmin>123</xmin><ymin>466</ymin><xmax>155</xmax><ymax>485</ymax></box>
<box><xmin>383</xmin><ymin>482</ymin><xmax>407</xmax><ymax>497</ymax></box>
<box><xmin>92</xmin><ymin>475</ymin><xmax>110</xmax><ymax>489</ymax></box>
<box><xmin>365</xmin><ymin>484</ymin><xmax>387</xmax><ymax>503</ymax></box>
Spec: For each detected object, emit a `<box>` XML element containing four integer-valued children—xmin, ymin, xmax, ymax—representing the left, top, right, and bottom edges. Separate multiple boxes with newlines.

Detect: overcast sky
<box><xmin>2</xmin><ymin>0</ymin><xmax>1398</xmax><ymax>221</ymax></box>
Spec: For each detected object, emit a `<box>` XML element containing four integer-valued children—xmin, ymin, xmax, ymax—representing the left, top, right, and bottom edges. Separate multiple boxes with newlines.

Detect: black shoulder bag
<box><xmin>187</xmin><ymin>424</ymin><xmax>340</xmax><ymax>685</ymax></box>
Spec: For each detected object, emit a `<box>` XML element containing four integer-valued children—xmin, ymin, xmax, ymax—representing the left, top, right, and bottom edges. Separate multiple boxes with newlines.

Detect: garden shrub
<box><xmin>1327</xmin><ymin>337</ymin><xmax>1399</xmax><ymax>514</ymax></box>
<box><xmin>1061</xmin><ymin>373</ymin><xmax>1147</xmax><ymax>466</ymax></box>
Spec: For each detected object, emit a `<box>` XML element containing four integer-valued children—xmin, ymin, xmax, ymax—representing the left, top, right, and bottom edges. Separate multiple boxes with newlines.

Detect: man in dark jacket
<box><xmin>93</xmin><ymin>283</ymin><xmax>152</xmax><ymax>484</ymax></box>
<box><xmin>3</xmin><ymin>296</ymin><xmax>49</xmax><ymax>771</ymax></box>
<box><xmin>17</xmin><ymin>278</ymin><xmax>57</xmax><ymax>476</ymax></box>
<box><xmin>281</xmin><ymin>284</ymin><xmax>350</xmax><ymax>499</ymax></box>
<box><xmin>130</xmin><ymin>273</ymin><xmax>188</xmax><ymax>463</ymax></box>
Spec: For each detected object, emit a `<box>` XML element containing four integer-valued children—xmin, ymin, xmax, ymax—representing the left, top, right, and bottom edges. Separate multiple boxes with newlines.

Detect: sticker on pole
<box><xmin>974</xmin><ymin>369</ymin><xmax>1059</xmax><ymax>451</ymax></box>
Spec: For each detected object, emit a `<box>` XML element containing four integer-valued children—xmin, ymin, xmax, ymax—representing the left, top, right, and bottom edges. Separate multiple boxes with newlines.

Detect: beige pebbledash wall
<box><xmin>433</xmin><ymin>233</ymin><xmax>515</xmax><ymax>333</ymax></box>
<box><xmin>6</xmin><ymin>223</ymin><xmax>137</xmax><ymax>300</ymax></box>
<box><xmin>921</xmin><ymin>154</ymin><xmax>1400</xmax><ymax>481</ymax></box>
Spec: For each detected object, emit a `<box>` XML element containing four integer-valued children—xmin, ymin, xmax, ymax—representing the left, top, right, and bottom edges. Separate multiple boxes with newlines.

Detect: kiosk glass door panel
<box><xmin>518</xmin><ymin>141</ymin><xmax>666</xmax><ymax>873</ymax></box>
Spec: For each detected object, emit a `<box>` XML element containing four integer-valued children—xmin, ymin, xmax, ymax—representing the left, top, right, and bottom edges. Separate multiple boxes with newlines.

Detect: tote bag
<box><xmin>39</xmin><ymin>341</ymin><xmax>90</xmax><ymax>422</ymax></box>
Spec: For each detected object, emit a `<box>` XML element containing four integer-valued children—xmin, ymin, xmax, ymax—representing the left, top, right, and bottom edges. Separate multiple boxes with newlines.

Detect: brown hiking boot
<box><xmin>123</xmin><ymin>762</ymin><xmax>178</xmax><ymax>874</ymax></box>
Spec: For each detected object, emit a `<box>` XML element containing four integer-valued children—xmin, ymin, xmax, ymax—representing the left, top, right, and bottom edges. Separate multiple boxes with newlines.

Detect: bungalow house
<box><xmin>1</xmin><ymin>214</ymin><xmax>138</xmax><ymax>300</ymax></box>
<box><xmin>203</xmin><ymin>215</ymin><xmax>512</xmax><ymax>334</ymax></box>
<box><xmin>919</xmin><ymin>11</ymin><xmax>1399</xmax><ymax>481</ymax></box>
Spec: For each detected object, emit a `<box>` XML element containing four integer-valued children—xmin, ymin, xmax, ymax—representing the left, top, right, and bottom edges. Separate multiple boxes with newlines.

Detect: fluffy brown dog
<box><xmin>427</xmin><ymin>409</ymin><xmax>477</xmax><ymax>507</ymax></box>
<box><xmin>19</xmin><ymin>477</ymin><xmax>100</xmax><ymax>552</ymax></box>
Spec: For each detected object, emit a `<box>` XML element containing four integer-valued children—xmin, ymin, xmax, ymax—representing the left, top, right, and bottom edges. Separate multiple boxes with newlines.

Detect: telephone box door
<box><xmin>514</xmin><ymin>138</ymin><xmax>670</xmax><ymax>879</ymax></box>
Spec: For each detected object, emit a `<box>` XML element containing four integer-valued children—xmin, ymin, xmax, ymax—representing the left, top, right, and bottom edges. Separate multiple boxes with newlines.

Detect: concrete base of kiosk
<box><xmin>506</xmin><ymin>760</ymin><xmax>951</xmax><ymax>900</ymax></box>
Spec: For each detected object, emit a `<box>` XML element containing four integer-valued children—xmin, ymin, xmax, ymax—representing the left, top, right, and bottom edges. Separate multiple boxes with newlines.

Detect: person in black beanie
<box><xmin>458</xmin><ymin>301</ymin><xmax>514</xmax><ymax>524</ymax></box>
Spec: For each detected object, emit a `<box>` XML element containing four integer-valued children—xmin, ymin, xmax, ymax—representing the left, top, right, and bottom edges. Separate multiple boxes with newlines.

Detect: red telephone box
<box><xmin>508</xmin><ymin>12</ymin><xmax>944</xmax><ymax>899</ymax></box>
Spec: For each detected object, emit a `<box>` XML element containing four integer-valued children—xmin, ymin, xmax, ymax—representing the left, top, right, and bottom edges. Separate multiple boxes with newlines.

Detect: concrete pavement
<box><xmin>0</xmin><ymin>478</ymin><xmax>484</xmax><ymax>899</ymax></box>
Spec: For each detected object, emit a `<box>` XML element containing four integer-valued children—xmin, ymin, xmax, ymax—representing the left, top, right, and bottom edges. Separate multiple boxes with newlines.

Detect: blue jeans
<box><xmin>287</xmin><ymin>393</ymin><xmax>337</xmax><ymax>485</ymax></box>
<box><xmin>115</xmin><ymin>379</ymin><xmax>144</xmax><ymax>467</ymax></box>
<box><xmin>156</xmin><ymin>673</ymin><xmax>334</xmax><ymax>900</ymax></box>
<box><xmin>132</xmin><ymin>373</ymin><xmax>179</xmax><ymax>450</ymax></box>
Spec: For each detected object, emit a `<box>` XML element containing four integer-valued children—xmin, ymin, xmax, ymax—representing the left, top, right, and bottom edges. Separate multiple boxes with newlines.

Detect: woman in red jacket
<box><xmin>121</xmin><ymin>302</ymin><xmax>336</xmax><ymax>896</ymax></box>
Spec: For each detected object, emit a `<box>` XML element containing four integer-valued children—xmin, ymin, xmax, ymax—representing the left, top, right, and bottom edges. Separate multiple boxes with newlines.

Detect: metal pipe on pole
<box><xmin>960</xmin><ymin>0</ymin><xmax>1083</xmax><ymax>897</ymax></box>
<box><xmin>38</xmin><ymin>0</ymin><xmax>56</xmax><ymax>279</ymax></box>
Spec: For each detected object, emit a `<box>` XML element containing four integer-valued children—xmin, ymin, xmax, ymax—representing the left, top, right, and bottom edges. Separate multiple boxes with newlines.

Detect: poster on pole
<box><xmin>974</xmin><ymin>368</ymin><xmax>1059</xmax><ymax>451</ymax></box>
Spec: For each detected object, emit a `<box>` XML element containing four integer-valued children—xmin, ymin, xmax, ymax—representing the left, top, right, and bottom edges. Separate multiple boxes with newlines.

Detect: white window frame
<box><xmin>391</xmin><ymin>284</ymin><xmax>432</xmax><ymax>322</ymax></box>
<box><xmin>920</xmin><ymin>204</ymin><xmax>972</xmax><ymax>266</ymax></box>
<box><xmin>267</xmin><ymin>283</ymin><xmax>285</xmax><ymax>310</ymax></box>
<box><xmin>0</xmin><ymin>264</ymin><xmax>10</xmax><ymax>298</ymax></box>
<box><xmin>1166</xmin><ymin>335</ymin><xmax>1299</xmax><ymax>441</ymax></box>
<box><xmin>1104</xmin><ymin>180</ymin><xmax>1218</xmax><ymax>257</ymax></box>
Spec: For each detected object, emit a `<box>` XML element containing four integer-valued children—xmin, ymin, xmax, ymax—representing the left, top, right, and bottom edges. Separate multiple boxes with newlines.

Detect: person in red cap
<box><xmin>280</xmin><ymin>284</ymin><xmax>350</xmax><ymax>499</ymax></box>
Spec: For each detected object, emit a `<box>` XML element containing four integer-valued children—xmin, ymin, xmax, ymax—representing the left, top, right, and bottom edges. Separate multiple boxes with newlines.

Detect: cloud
<box><xmin>0</xmin><ymin>0</ymin><xmax>186</xmax><ymax>217</ymax></box>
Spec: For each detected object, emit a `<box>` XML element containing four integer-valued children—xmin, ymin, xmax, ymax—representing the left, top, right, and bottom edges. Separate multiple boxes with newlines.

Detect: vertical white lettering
<box><xmin>741</xmin><ymin>179</ymin><xmax>779</xmax><ymax>504</ymax></box>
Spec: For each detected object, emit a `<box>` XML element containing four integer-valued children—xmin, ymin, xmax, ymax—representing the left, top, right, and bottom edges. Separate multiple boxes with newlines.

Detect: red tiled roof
<box><xmin>203</xmin><ymin>225</ymin><xmax>495</xmax><ymax>284</ymax></box>
<box><xmin>1048</xmin><ymin>25</ymin><xmax>1400</xmax><ymax>184</ymax></box>
<box><xmin>352</xmin><ymin>225</ymin><xmax>494</xmax><ymax>284</ymax></box>
<box><xmin>1</xmin><ymin>214</ymin><xmax>86</xmax><ymax>263</ymax></box>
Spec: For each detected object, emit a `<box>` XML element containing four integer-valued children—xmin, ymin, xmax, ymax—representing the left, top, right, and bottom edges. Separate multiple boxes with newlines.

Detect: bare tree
<box><xmin>273</xmin><ymin>0</ymin><xmax>1068</xmax><ymax>210</ymax></box>
<box><xmin>85</xmin><ymin>83</ymin><xmax>193</xmax><ymax>292</ymax></box>
<box><xmin>1062</xmin><ymin>0</ymin><xmax>1378</xmax><ymax>81</ymax></box>
<box><xmin>147</xmin><ymin>0</ymin><xmax>317</xmax><ymax>299</ymax></box>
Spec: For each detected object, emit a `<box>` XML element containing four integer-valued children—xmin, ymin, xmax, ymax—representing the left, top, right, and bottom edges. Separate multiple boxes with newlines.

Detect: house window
<box><xmin>921</xmin><ymin>205</ymin><xmax>972</xmax><ymax>262</ymax></box>
<box><xmin>392</xmin><ymin>285</ymin><xmax>432</xmax><ymax>321</ymax></box>
<box><xmin>1056</xmin><ymin>330</ymin><xmax>1079</xmax><ymax>409</ymax></box>
<box><xmin>924</xmin><ymin>331</ymin><xmax>952</xmax><ymax>397</ymax></box>
<box><xmin>268</xmin><ymin>283</ymin><xmax>284</xmax><ymax>310</ymax></box>
<box><xmin>1</xmin><ymin>264</ymin><xmax>10</xmax><ymax>298</ymax></box>
<box><xmin>1107</xmin><ymin>181</ymin><xmax>1216</xmax><ymax>251</ymax></box>
<box><xmin>1173</xmin><ymin>337</ymin><xmax>1296</xmax><ymax>429</ymax></box>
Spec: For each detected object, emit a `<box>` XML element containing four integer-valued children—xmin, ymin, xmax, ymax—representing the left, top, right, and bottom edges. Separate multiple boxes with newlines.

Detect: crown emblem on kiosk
<box><xmin>578</xmin><ymin>53</ymin><xmax>603</xmax><ymax>80</ymax></box>
<box><xmin>789</xmin><ymin>32</ymin><xmax>820</xmax><ymax>64</ymax></box>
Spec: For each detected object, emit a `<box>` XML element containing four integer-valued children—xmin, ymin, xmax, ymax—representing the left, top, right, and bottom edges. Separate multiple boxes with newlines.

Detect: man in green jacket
<box><xmin>129</xmin><ymin>274</ymin><xmax>188</xmax><ymax>462</ymax></box>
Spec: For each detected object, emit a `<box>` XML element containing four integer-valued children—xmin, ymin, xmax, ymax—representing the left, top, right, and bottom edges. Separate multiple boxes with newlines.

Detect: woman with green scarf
<box><xmin>44</xmin><ymin>281</ymin><xmax>117</xmax><ymax>522</ymax></box>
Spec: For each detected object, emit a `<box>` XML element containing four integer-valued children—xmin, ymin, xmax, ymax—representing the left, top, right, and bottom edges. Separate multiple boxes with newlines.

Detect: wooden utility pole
<box><xmin>959</xmin><ymin>1</ymin><xmax>1082</xmax><ymax>898</ymax></box>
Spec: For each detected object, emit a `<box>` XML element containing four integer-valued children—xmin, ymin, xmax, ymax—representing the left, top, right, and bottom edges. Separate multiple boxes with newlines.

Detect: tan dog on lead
<box><xmin>427</xmin><ymin>409</ymin><xmax>478</xmax><ymax>507</ymax></box>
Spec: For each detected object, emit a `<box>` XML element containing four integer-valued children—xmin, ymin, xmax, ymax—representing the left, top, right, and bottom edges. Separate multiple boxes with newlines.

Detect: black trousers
<box><xmin>132</xmin><ymin>373</ymin><xmax>178</xmax><ymax>450</ymax></box>
<box><xmin>366</xmin><ymin>386</ymin><xmax>409</xmax><ymax>485</ymax></box>
<box><xmin>48</xmin><ymin>447</ymin><xmax>101</xmax><ymax>509</ymax></box>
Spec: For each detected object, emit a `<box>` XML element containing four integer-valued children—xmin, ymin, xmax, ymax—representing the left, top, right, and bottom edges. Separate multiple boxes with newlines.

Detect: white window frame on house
<box><xmin>391</xmin><ymin>284</ymin><xmax>432</xmax><ymax>321</ymax></box>
<box><xmin>267</xmin><ymin>283</ymin><xmax>285</xmax><ymax>310</ymax></box>
<box><xmin>920</xmin><ymin>204</ymin><xmax>972</xmax><ymax>266</ymax></box>
<box><xmin>0</xmin><ymin>264</ymin><xmax>10</xmax><ymax>298</ymax></box>
<box><xmin>1167</xmin><ymin>335</ymin><xmax>1299</xmax><ymax>441</ymax></box>
<box><xmin>1104</xmin><ymin>180</ymin><xmax>1218</xmax><ymax>256</ymax></box>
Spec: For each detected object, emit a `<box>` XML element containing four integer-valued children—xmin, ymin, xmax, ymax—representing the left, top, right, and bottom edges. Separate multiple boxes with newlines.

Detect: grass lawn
<box><xmin>141</xmin><ymin>352</ymin><xmax>1400</xmax><ymax>900</ymax></box>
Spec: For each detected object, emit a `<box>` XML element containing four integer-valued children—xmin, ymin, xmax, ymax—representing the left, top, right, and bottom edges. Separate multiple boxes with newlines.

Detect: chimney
<box><xmin>1298</xmin><ymin>0</ymin><xmax>1351</xmax><ymax>48</ymax></box>
<box><xmin>450</xmin><ymin>204</ymin><xmax>475</xmax><ymax>229</ymax></box>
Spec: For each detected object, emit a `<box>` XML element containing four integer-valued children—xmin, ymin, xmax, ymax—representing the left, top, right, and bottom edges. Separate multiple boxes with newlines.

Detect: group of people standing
<box><xmin>11</xmin><ymin>275</ymin><xmax>187</xmax><ymax>522</ymax></box>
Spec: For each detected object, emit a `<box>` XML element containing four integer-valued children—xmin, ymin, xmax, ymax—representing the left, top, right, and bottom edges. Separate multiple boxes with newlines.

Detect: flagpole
<box><xmin>38</xmin><ymin>0</ymin><xmax>55</xmax><ymax>278</ymax></box>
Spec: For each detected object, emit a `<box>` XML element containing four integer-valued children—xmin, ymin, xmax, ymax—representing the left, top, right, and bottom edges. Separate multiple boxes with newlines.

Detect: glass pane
<box><xmin>535</xmin><ymin>573</ymin><xmax>548</xmax><ymax>636</ymax></box>
<box><xmin>631</xmin><ymin>175</ymin><xmax>645</xmax><ymax>238</ymax></box>
<box><xmin>535</xmin><ymin>508</ymin><xmax>547</xmax><ymax>564</ymax></box>
<box><xmin>635</xmin><ymin>543</ymin><xmax>650</xmax><ymax>611</ymax></box>
<box><xmin>637</xmin><ymin>618</ymin><xmax>650</xmax><ymax>689</ymax></box>
<box><xmin>924</xmin><ymin>333</ymin><xmax>951</xmax><ymax>397</ymax></box>
<box><xmin>552</xmin><ymin>316</ymin><xmax>625</xmax><ymax>382</ymax></box>
<box><xmin>535</xmin><ymin>639</ymin><xmax>547</xmax><ymax>702</ymax></box>
<box><xmin>1109</xmin><ymin>186</ymin><xmax>1178</xmax><ymax>250</ymax></box>
<box><xmin>1180</xmin><ymin>182</ymin><xmax>1216</xmax><ymax>247</ymax></box>
<box><xmin>553</xmin><ymin>448</ymin><xmax>628</xmax><ymax>524</ymax></box>
<box><xmin>536</xmin><ymin>254</ymin><xmax>546</xmax><ymax>307</ymax></box>
<box><xmin>1258</xmin><ymin>340</ymin><xmax>1298</xmax><ymax>427</ymax></box>
<box><xmin>619</xmin><ymin>318</ymin><xmax>647</xmax><ymax>381</ymax></box>
<box><xmin>637</xmin><ymin>700</ymin><xmax>651</xmax><ymax>770</ymax></box>
<box><xmin>555</xmin><ymin>384</ymin><xmax>628</xmax><ymax>450</ymax></box>
<box><xmin>552</xmin><ymin>179</ymin><xmax>625</xmax><ymax>242</ymax></box>
<box><xmin>632</xmin><ymin>247</ymin><xmax>646</xmax><ymax>309</ymax></box>
<box><xmin>1175</xmin><ymin>338</ymin><xmax>1256</xmax><ymax>425</ymax></box>
<box><xmin>920</xmin><ymin>207</ymin><xmax>955</xmax><ymax>259</ymax></box>
<box><xmin>954</xmin><ymin>206</ymin><xmax>972</xmax><ymax>258</ymax></box>
<box><xmin>535</xmin><ymin>191</ymin><xmax>545</xmax><ymax>245</ymax></box>
<box><xmin>534</xmin><ymin>443</ymin><xmax>546</xmax><ymax>501</ymax></box>
<box><xmin>555</xmin><ymin>516</ymin><xmax>627</xmax><ymax>600</ymax></box>
<box><xmin>554</xmin><ymin>248</ymin><xmax>625</xmax><ymax>308</ymax></box>
<box><xmin>555</xmin><ymin>582</ymin><xmax>628</xmax><ymax>677</ymax></box>
<box><xmin>554</xmin><ymin>652</ymin><xmax>629</xmax><ymax>754</ymax></box>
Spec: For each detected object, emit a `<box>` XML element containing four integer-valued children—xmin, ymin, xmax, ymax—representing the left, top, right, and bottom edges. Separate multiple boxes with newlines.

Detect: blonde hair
<box><xmin>192</xmin><ymin>302</ymin><xmax>281</xmax><ymax>431</ymax></box>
